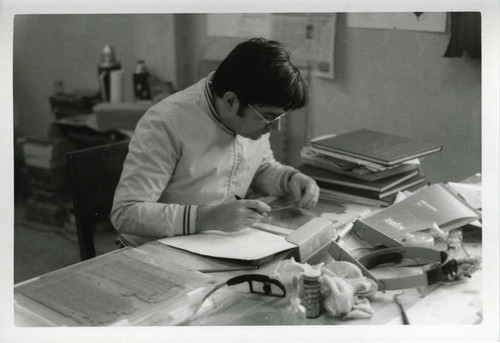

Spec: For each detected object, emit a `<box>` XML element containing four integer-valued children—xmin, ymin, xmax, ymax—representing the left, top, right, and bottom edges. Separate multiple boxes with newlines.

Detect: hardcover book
<box><xmin>301</xmin><ymin>146</ymin><xmax>421</xmax><ymax>182</ymax></box>
<box><xmin>298</xmin><ymin>164</ymin><xmax>420</xmax><ymax>193</ymax></box>
<box><xmin>319</xmin><ymin>188</ymin><xmax>393</xmax><ymax>207</ymax></box>
<box><xmin>311</xmin><ymin>129</ymin><xmax>442</xmax><ymax>166</ymax></box>
<box><xmin>315</xmin><ymin>174</ymin><xmax>427</xmax><ymax>199</ymax></box>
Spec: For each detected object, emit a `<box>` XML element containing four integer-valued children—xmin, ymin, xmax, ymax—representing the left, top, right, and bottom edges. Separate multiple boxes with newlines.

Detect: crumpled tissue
<box><xmin>272</xmin><ymin>258</ymin><xmax>378</xmax><ymax>319</ymax></box>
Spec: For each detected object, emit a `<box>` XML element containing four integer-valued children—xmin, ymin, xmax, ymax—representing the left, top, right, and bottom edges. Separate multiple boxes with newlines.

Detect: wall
<box><xmin>308</xmin><ymin>14</ymin><xmax>481</xmax><ymax>183</ymax></box>
<box><xmin>14</xmin><ymin>13</ymin><xmax>481</xmax><ymax>183</ymax></box>
<box><xmin>13</xmin><ymin>14</ymin><xmax>176</xmax><ymax>138</ymax></box>
<box><xmin>173</xmin><ymin>13</ymin><xmax>481</xmax><ymax>183</ymax></box>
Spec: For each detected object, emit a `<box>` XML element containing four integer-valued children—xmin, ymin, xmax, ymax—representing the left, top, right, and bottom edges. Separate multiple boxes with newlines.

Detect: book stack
<box><xmin>22</xmin><ymin>138</ymin><xmax>75</xmax><ymax>226</ymax></box>
<box><xmin>300</xmin><ymin>129</ymin><xmax>442</xmax><ymax>206</ymax></box>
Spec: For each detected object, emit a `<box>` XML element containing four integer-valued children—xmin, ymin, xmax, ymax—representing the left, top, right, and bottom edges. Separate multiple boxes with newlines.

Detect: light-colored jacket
<box><xmin>111</xmin><ymin>74</ymin><xmax>297</xmax><ymax>246</ymax></box>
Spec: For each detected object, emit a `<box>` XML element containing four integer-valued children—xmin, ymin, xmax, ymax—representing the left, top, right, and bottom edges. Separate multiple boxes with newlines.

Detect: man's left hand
<box><xmin>288</xmin><ymin>172</ymin><xmax>320</xmax><ymax>209</ymax></box>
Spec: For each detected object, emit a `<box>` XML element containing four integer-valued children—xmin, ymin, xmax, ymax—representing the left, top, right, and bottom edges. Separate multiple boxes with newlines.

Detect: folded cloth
<box><xmin>322</xmin><ymin>261</ymin><xmax>378</xmax><ymax>296</ymax></box>
<box><xmin>272</xmin><ymin>258</ymin><xmax>378</xmax><ymax>320</ymax></box>
<box><xmin>321</xmin><ymin>276</ymin><xmax>375</xmax><ymax>319</ymax></box>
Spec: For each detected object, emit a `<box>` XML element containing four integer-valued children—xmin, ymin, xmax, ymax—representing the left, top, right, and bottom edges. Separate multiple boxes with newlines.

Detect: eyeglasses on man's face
<box><xmin>247</xmin><ymin>103</ymin><xmax>288</xmax><ymax>125</ymax></box>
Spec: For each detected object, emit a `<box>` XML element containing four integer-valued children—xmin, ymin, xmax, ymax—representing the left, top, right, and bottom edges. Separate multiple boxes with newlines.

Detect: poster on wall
<box><xmin>346</xmin><ymin>12</ymin><xmax>447</xmax><ymax>32</ymax></box>
<box><xmin>272</xmin><ymin>13</ymin><xmax>337</xmax><ymax>79</ymax></box>
<box><xmin>207</xmin><ymin>13</ymin><xmax>272</xmax><ymax>38</ymax></box>
<box><xmin>206</xmin><ymin>13</ymin><xmax>337</xmax><ymax>79</ymax></box>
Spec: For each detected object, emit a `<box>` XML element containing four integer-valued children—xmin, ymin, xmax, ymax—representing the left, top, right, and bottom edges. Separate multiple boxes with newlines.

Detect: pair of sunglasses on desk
<box><xmin>194</xmin><ymin>274</ymin><xmax>286</xmax><ymax>316</ymax></box>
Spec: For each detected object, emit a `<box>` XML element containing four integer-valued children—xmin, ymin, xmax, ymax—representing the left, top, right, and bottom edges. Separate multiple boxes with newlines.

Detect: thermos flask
<box><xmin>98</xmin><ymin>45</ymin><xmax>121</xmax><ymax>102</ymax></box>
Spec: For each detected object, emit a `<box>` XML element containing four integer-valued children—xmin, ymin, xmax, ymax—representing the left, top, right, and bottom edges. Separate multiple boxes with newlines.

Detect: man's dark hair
<box><xmin>212</xmin><ymin>38</ymin><xmax>308</xmax><ymax>113</ymax></box>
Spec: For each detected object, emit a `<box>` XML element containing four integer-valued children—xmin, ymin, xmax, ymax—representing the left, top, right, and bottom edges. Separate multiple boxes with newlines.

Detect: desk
<box><xmin>14</xmin><ymin>237</ymin><xmax>482</xmax><ymax>326</ymax></box>
<box><xmin>185</xmin><ymin>239</ymin><xmax>482</xmax><ymax>326</ymax></box>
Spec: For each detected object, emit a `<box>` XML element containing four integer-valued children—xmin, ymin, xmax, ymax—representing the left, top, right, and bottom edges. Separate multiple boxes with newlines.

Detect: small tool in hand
<box><xmin>394</xmin><ymin>292</ymin><xmax>410</xmax><ymax>325</ymax></box>
<box><xmin>269</xmin><ymin>196</ymin><xmax>297</xmax><ymax>212</ymax></box>
<box><xmin>234</xmin><ymin>195</ymin><xmax>269</xmax><ymax>219</ymax></box>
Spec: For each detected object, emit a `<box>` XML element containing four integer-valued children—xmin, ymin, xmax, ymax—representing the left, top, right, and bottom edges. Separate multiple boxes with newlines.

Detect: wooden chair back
<box><xmin>66</xmin><ymin>141</ymin><xmax>129</xmax><ymax>260</ymax></box>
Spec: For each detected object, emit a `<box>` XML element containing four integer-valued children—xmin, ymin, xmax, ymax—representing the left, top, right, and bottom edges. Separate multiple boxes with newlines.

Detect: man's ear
<box><xmin>222</xmin><ymin>92</ymin><xmax>240</xmax><ymax>113</ymax></box>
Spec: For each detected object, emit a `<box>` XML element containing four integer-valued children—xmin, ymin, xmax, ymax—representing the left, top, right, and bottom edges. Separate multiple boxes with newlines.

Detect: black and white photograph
<box><xmin>1</xmin><ymin>0</ymin><xmax>499</xmax><ymax>342</ymax></box>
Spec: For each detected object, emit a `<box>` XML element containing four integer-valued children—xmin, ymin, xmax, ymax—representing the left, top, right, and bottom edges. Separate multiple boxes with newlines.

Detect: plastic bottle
<box><xmin>97</xmin><ymin>45</ymin><xmax>121</xmax><ymax>102</ymax></box>
<box><xmin>133</xmin><ymin>60</ymin><xmax>152</xmax><ymax>101</ymax></box>
<box><xmin>283</xmin><ymin>277</ymin><xmax>307</xmax><ymax>324</ymax></box>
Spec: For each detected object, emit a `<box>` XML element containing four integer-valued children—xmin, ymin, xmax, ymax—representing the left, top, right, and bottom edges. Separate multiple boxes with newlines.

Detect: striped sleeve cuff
<box><xmin>181</xmin><ymin>204</ymin><xmax>198</xmax><ymax>235</ymax></box>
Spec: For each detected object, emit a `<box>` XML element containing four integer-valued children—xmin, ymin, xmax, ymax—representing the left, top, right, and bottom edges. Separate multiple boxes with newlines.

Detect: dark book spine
<box><xmin>316</xmin><ymin>180</ymin><xmax>380</xmax><ymax>199</ymax></box>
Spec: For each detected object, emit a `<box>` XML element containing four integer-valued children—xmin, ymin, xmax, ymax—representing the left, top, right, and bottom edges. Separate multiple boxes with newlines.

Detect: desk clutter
<box><xmin>299</xmin><ymin>129</ymin><xmax>442</xmax><ymax>206</ymax></box>
<box><xmin>272</xmin><ymin>258</ymin><xmax>378</xmax><ymax>320</ymax></box>
<box><xmin>15</xmin><ymin>172</ymin><xmax>482</xmax><ymax>326</ymax></box>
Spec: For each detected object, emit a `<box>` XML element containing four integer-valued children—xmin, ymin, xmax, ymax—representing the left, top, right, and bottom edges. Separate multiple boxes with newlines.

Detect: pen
<box><xmin>197</xmin><ymin>265</ymin><xmax>259</xmax><ymax>273</ymax></box>
<box><xmin>394</xmin><ymin>293</ymin><xmax>410</xmax><ymax>325</ymax></box>
<box><xmin>234</xmin><ymin>195</ymin><xmax>270</xmax><ymax>219</ymax></box>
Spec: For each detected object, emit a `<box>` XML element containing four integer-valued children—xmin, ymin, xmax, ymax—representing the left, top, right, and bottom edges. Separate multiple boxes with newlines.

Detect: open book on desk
<box><xmin>352</xmin><ymin>183</ymin><xmax>481</xmax><ymax>247</ymax></box>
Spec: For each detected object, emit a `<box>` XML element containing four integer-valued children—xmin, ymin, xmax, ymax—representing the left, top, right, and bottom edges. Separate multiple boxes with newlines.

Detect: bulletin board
<box><xmin>206</xmin><ymin>13</ymin><xmax>337</xmax><ymax>79</ymax></box>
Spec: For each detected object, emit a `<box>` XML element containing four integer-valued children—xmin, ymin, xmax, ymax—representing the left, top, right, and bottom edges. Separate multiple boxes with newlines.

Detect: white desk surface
<box><xmin>13</xmin><ymin>193</ymin><xmax>483</xmax><ymax>327</ymax></box>
<box><xmin>14</xmin><ymin>237</ymin><xmax>482</xmax><ymax>327</ymax></box>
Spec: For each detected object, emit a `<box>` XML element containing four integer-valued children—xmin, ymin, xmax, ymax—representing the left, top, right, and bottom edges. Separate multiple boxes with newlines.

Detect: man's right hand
<box><xmin>196</xmin><ymin>200</ymin><xmax>271</xmax><ymax>233</ymax></box>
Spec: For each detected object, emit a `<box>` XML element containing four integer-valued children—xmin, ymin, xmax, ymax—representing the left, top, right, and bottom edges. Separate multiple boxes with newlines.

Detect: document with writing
<box><xmin>158</xmin><ymin>228</ymin><xmax>296</xmax><ymax>262</ymax></box>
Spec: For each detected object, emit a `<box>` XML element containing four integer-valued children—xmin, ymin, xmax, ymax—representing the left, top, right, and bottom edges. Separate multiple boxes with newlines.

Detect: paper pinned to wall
<box><xmin>272</xmin><ymin>13</ymin><xmax>337</xmax><ymax>78</ymax></box>
<box><xmin>206</xmin><ymin>13</ymin><xmax>337</xmax><ymax>79</ymax></box>
<box><xmin>207</xmin><ymin>13</ymin><xmax>272</xmax><ymax>38</ymax></box>
<box><xmin>347</xmin><ymin>12</ymin><xmax>447</xmax><ymax>32</ymax></box>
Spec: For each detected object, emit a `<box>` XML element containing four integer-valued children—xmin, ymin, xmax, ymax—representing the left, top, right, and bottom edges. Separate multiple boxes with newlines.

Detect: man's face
<box><xmin>234</xmin><ymin>104</ymin><xmax>286</xmax><ymax>140</ymax></box>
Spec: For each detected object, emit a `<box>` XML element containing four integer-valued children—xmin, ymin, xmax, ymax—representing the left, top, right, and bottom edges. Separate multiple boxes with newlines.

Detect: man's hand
<box><xmin>288</xmin><ymin>172</ymin><xmax>320</xmax><ymax>209</ymax></box>
<box><xmin>196</xmin><ymin>200</ymin><xmax>271</xmax><ymax>233</ymax></box>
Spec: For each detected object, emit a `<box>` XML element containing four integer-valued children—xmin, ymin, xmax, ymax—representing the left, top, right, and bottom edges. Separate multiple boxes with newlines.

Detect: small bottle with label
<box><xmin>301</xmin><ymin>269</ymin><xmax>322</xmax><ymax>319</ymax></box>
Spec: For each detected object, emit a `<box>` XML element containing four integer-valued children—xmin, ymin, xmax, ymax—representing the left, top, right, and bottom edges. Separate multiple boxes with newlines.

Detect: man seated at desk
<box><xmin>111</xmin><ymin>38</ymin><xmax>320</xmax><ymax>247</ymax></box>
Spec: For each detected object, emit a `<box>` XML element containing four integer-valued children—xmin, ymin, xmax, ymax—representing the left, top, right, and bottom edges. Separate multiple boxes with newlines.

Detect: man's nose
<box><xmin>268</xmin><ymin>118</ymin><xmax>281</xmax><ymax>131</ymax></box>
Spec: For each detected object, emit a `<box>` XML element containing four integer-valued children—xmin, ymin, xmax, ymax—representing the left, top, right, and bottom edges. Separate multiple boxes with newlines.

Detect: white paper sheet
<box><xmin>158</xmin><ymin>228</ymin><xmax>296</xmax><ymax>261</ymax></box>
<box><xmin>207</xmin><ymin>14</ymin><xmax>272</xmax><ymax>38</ymax></box>
<box><xmin>347</xmin><ymin>13</ymin><xmax>447</xmax><ymax>32</ymax></box>
<box><xmin>272</xmin><ymin>13</ymin><xmax>337</xmax><ymax>78</ymax></box>
<box><xmin>448</xmin><ymin>182</ymin><xmax>482</xmax><ymax>210</ymax></box>
<box><xmin>386</xmin><ymin>270</ymin><xmax>482</xmax><ymax>325</ymax></box>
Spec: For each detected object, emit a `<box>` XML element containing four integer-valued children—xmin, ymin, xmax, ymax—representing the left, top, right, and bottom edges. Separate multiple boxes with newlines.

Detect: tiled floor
<box><xmin>14</xmin><ymin>201</ymin><xmax>118</xmax><ymax>284</ymax></box>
